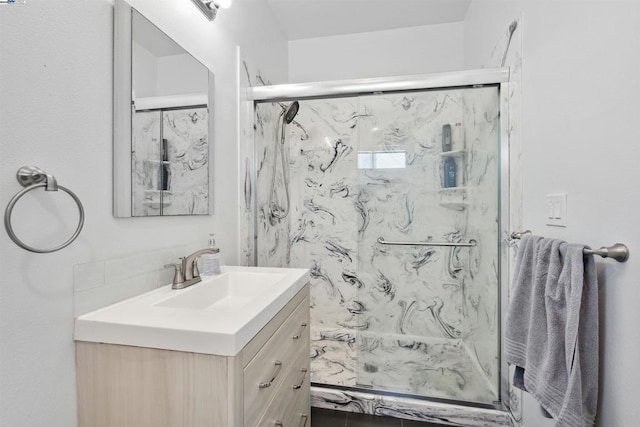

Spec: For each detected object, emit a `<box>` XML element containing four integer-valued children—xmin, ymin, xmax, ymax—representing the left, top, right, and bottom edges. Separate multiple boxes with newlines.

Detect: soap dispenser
<box><xmin>443</xmin><ymin>157</ymin><xmax>457</xmax><ymax>188</ymax></box>
<box><xmin>201</xmin><ymin>232</ymin><xmax>221</xmax><ymax>275</ymax></box>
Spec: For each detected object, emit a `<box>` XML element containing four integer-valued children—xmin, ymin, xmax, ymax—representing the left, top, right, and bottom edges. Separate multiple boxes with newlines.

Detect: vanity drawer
<box><xmin>243</xmin><ymin>296</ymin><xmax>309</xmax><ymax>426</ymax></box>
<box><xmin>256</xmin><ymin>350</ymin><xmax>310</xmax><ymax>427</ymax></box>
<box><xmin>282</xmin><ymin>358</ymin><xmax>311</xmax><ymax>427</ymax></box>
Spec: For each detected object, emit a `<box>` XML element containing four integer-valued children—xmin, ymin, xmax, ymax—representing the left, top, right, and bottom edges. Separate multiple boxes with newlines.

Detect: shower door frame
<box><xmin>243</xmin><ymin>67</ymin><xmax>514</xmax><ymax>412</ymax></box>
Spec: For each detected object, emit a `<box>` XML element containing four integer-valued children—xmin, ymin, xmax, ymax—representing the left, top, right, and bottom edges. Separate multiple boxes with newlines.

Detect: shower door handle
<box><xmin>377</xmin><ymin>237</ymin><xmax>477</xmax><ymax>247</ymax></box>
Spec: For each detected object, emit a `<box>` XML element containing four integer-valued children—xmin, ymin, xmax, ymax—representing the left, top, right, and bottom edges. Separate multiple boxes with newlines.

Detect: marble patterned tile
<box><xmin>311</xmin><ymin>386</ymin><xmax>512</xmax><ymax>426</ymax></box>
<box><xmin>356</xmin><ymin>333</ymin><xmax>496</xmax><ymax>403</ymax></box>
<box><xmin>239</xmin><ymin>59</ymin><xmax>276</xmax><ymax>266</ymax></box>
<box><xmin>131</xmin><ymin>107</ymin><xmax>209</xmax><ymax>216</ymax></box>
<box><xmin>254</xmin><ymin>88</ymin><xmax>502</xmax><ymax>406</ymax></box>
<box><xmin>311</xmin><ymin>327</ymin><xmax>358</xmax><ymax>387</ymax></box>
<box><xmin>161</xmin><ymin>108</ymin><xmax>209</xmax><ymax>215</ymax></box>
<box><xmin>255</xmin><ymin>101</ymin><xmax>293</xmax><ymax>267</ymax></box>
<box><xmin>132</xmin><ymin>110</ymin><xmax>161</xmax><ymax>216</ymax></box>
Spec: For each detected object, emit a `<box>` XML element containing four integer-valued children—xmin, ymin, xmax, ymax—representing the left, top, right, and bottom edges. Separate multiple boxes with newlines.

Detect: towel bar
<box><xmin>510</xmin><ymin>230</ymin><xmax>629</xmax><ymax>262</ymax></box>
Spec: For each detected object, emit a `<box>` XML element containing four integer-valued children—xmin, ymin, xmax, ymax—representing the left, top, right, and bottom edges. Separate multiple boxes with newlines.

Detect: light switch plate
<box><xmin>546</xmin><ymin>193</ymin><xmax>567</xmax><ymax>227</ymax></box>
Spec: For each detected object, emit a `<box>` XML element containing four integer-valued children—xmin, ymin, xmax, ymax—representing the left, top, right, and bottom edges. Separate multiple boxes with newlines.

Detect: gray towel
<box><xmin>505</xmin><ymin>236</ymin><xmax>599</xmax><ymax>427</ymax></box>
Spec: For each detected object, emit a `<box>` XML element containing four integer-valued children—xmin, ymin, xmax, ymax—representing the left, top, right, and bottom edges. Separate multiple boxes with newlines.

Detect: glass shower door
<box><xmin>253</xmin><ymin>85</ymin><xmax>502</xmax><ymax>406</ymax></box>
<box><xmin>353</xmin><ymin>87</ymin><xmax>501</xmax><ymax>404</ymax></box>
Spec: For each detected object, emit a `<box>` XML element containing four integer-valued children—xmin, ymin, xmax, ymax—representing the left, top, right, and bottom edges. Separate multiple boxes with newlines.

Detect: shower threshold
<box><xmin>311</xmin><ymin>384</ymin><xmax>513</xmax><ymax>426</ymax></box>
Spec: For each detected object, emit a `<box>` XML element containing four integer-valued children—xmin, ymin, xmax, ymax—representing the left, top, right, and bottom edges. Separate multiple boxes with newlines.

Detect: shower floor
<box><xmin>311</xmin><ymin>329</ymin><xmax>498</xmax><ymax>405</ymax></box>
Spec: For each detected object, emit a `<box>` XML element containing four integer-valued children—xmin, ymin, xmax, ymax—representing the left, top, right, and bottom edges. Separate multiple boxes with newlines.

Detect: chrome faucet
<box><xmin>165</xmin><ymin>247</ymin><xmax>220</xmax><ymax>290</ymax></box>
<box><xmin>183</xmin><ymin>248</ymin><xmax>219</xmax><ymax>280</ymax></box>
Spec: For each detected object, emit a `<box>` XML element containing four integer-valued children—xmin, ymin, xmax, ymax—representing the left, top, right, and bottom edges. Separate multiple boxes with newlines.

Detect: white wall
<box><xmin>289</xmin><ymin>22</ymin><xmax>464</xmax><ymax>82</ymax></box>
<box><xmin>156</xmin><ymin>54</ymin><xmax>208</xmax><ymax>96</ymax></box>
<box><xmin>132</xmin><ymin>42</ymin><xmax>158</xmax><ymax>97</ymax></box>
<box><xmin>0</xmin><ymin>0</ymin><xmax>287</xmax><ymax>425</ymax></box>
<box><xmin>465</xmin><ymin>1</ymin><xmax>640</xmax><ymax>426</ymax></box>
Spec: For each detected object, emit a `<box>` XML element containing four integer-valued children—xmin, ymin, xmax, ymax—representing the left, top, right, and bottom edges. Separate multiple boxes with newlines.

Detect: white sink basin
<box><xmin>74</xmin><ymin>266</ymin><xmax>308</xmax><ymax>356</ymax></box>
<box><xmin>154</xmin><ymin>271</ymin><xmax>287</xmax><ymax>311</ymax></box>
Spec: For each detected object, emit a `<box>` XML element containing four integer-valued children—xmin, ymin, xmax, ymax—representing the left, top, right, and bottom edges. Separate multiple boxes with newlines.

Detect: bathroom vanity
<box><xmin>74</xmin><ymin>266</ymin><xmax>310</xmax><ymax>427</ymax></box>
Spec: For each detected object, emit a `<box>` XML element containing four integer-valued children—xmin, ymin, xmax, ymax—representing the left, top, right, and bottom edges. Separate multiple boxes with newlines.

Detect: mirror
<box><xmin>114</xmin><ymin>0</ymin><xmax>214</xmax><ymax>217</ymax></box>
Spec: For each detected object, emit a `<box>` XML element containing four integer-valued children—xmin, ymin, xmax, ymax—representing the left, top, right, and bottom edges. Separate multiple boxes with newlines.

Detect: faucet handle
<box><xmin>164</xmin><ymin>262</ymin><xmax>184</xmax><ymax>286</ymax></box>
<box><xmin>193</xmin><ymin>261</ymin><xmax>200</xmax><ymax>278</ymax></box>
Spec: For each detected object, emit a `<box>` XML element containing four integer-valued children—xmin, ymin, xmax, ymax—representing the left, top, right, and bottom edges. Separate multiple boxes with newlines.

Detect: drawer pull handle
<box><xmin>275</xmin><ymin>414</ymin><xmax>307</xmax><ymax>426</ymax></box>
<box><xmin>292</xmin><ymin>322</ymin><xmax>308</xmax><ymax>339</ymax></box>
<box><xmin>259</xmin><ymin>361</ymin><xmax>282</xmax><ymax>389</ymax></box>
<box><xmin>293</xmin><ymin>368</ymin><xmax>308</xmax><ymax>390</ymax></box>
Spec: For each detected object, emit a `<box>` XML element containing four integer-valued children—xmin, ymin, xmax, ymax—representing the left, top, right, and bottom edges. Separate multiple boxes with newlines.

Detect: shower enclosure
<box><xmin>245</xmin><ymin>69</ymin><xmax>511</xmax><ymax>421</ymax></box>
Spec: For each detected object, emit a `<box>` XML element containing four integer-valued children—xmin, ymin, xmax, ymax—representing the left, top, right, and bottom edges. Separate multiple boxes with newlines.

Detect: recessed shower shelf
<box><xmin>438</xmin><ymin>149</ymin><xmax>467</xmax><ymax>159</ymax></box>
<box><xmin>437</xmin><ymin>186</ymin><xmax>472</xmax><ymax>211</ymax></box>
<box><xmin>143</xmin><ymin>160</ymin><xmax>171</xmax><ymax>164</ymax></box>
<box><xmin>439</xmin><ymin>202</ymin><xmax>469</xmax><ymax>211</ymax></box>
<box><xmin>143</xmin><ymin>202</ymin><xmax>173</xmax><ymax>209</ymax></box>
<box><xmin>437</xmin><ymin>186</ymin><xmax>468</xmax><ymax>193</ymax></box>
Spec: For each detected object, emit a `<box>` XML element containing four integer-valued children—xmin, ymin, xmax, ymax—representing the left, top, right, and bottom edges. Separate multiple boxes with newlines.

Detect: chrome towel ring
<box><xmin>4</xmin><ymin>166</ymin><xmax>85</xmax><ymax>253</ymax></box>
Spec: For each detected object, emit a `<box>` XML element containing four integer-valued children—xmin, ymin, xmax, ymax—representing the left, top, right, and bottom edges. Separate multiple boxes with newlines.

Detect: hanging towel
<box><xmin>505</xmin><ymin>236</ymin><xmax>599</xmax><ymax>427</ymax></box>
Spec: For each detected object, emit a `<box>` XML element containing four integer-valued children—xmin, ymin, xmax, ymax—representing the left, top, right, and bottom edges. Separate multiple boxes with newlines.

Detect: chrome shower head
<box><xmin>284</xmin><ymin>101</ymin><xmax>299</xmax><ymax>124</ymax></box>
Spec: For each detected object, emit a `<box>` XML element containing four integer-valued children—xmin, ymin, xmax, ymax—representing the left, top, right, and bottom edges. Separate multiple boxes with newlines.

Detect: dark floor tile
<box><xmin>311</xmin><ymin>408</ymin><xmax>450</xmax><ymax>427</ymax></box>
<box><xmin>347</xmin><ymin>412</ymin><xmax>401</xmax><ymax>426</ymax></box>
<box><xmin>311</xmin><ymin>407</ymin><xmax>348</xmax><ymax>427</ymax></box>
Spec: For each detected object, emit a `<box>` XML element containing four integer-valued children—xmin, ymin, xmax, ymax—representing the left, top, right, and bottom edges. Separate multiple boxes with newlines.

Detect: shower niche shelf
<box><xmin>142</xmin><ymin>190</ymin><xmax>173</xmax><ymax>209</ymax></box>
<box><xmin>439</xmin><ymin>148</ymin><xmax>467</xmax><ymax>193</ymax></box>
<box><xmin>142</xmin><ymin>159</ymin><xmax>171</xmax><ymax>164</ymax></box>
<box><xmin>439</xmin><ymin>201</ymin><xmax>468</xmax><ymax>211</ymax></box>
<box><xmin>437</xmin><ymin>187</ymin><xmax>470</xmax><ymax>211</ymax></box>
<box><xmin>438</xmin><ymin>149</ymin><xmax>467</xmax><ymax>159</ymax></box>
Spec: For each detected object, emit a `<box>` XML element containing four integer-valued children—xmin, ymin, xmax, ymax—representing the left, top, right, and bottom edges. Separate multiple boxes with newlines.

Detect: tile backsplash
<box><xmin>73</xmin><ymin>241</ymin><xmax>201</xmax><ymax>316</ymax></box>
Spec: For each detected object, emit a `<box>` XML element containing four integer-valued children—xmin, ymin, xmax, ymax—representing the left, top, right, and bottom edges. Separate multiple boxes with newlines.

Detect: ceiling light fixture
<box><xmin>191</xmin><ymin>0</ymin><xmax>231</xmax><ymax>21</ymax></box>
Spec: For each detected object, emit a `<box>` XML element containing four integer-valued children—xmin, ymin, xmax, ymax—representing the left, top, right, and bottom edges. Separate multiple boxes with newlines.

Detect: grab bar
<box><xmin>510</xmin><ymin>230</ymin><xmax>629</xmax><ymax>262</ymax></box>
<box><xmin>377</xmin><ymin>237</ymin><xmax>477</xmax><ymax>248</ymax></box>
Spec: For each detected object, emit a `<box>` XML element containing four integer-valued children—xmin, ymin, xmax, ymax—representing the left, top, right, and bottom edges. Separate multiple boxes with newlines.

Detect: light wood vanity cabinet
<box><xmin>76</xmin><ymin>285</ymin><xmax>310</xmax><ymax>427</ymax></box>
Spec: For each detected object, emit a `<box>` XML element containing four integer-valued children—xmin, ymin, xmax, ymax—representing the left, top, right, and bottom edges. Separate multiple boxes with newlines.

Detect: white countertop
<box><xmin>74</xmin><ymin>266</ymin><xmax>309</xmax><ymax>356</ymax></box>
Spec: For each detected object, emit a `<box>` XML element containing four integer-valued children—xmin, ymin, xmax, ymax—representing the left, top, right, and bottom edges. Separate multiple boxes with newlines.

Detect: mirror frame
<box><xmin>113</xmin><ymin>0</ymin><xmax>215</xmax><ymax>217</ymax></box>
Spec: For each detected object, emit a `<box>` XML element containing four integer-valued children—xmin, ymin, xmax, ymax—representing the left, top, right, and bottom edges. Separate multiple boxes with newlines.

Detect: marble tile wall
<box><xmin>131</xmin><ymin>107</ymin><xmax>209</xmax><ymax>216</ymax></box>
<box><xmin>132</xmin><ymin>110</ymin><xmax>162</xmax><ymax>216</ymax></box>
<box><xmin>254</xmin><ymin>87</ymin><xmax>501</xmax><ymax>405</ymax></box>
<box><xmin>255</xmin><ymin>101</ymin><xmax>293</xmax><ymax>268</ymax></box>
<box><xmin>240</xmin><ymin>59</ymin><xmax>275</xmax><ymax>266</ymax></box>
<box><xmin>289</xmin><ymin>98</ymin><xmax>361</xmax><ymax>387</ymax></box>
